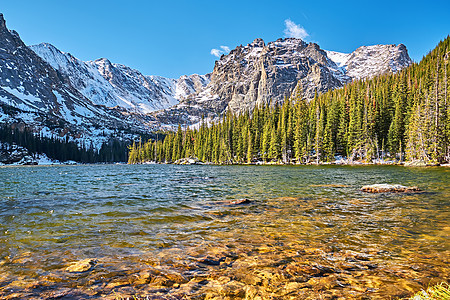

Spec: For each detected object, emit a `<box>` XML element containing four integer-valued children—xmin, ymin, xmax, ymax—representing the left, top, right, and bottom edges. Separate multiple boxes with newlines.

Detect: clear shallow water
<box><xmin>0</xmin><ymin>164</ymin><xmax>448</xmax><ymax>299</ymax></box>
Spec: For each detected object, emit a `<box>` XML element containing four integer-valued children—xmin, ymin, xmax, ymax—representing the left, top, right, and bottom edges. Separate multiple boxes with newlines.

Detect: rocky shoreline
<box><xmin>166</xmin><ymin>157</ymin><xmax>447</xmax><ymax>167</ymax></box>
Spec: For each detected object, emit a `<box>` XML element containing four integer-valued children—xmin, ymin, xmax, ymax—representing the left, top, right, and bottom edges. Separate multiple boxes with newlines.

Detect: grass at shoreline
<box><xmin>409</xmin><ymin>282</ymin><xmax>450</xmax><ymax>300</ymax></box>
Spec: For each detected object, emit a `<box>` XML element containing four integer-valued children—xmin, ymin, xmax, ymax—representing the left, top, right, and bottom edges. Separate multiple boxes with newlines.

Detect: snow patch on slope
<box><xmin>1</xmin><ymin>85</ymin><xmax>43</xmax><ymax>111</ymax></box>
<box><xmin>325</xmin><ymin>50</ymin><xmax>351</xmax><ymax>70</ymax></box>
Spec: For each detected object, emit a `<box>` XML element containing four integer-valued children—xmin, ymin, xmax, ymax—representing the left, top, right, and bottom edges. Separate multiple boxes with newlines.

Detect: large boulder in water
<box><xmin>361</xmin><ymin>184</ymin><xmax>421</xmax><ymax>193</ymax></box>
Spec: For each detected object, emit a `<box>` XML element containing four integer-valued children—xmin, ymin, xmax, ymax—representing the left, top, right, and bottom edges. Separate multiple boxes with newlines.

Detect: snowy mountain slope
<box><xmin>0</xmin><ymin>10</ymin><xmax>210</xmax><ymax>143</ymax></box>
<box><xmin>175</xmin><ymin>74</ymin><xmax>211</xmax><ymax>100</ymax></box>
<box><xmin>0</xmin><ymin>15</ymin><xmax>99</xmax><ymax>125</ymax></box>
<box><xmin>0</xmin><ymin>14</ymin><xmax>158</xmax><ymax>148</ymax></box>
<box><xmin>30</xmin><ymin>43</ymin><xmax>210</xmax><ymax>114</ymax></box>
<box><xmin>326</xmin><ymin>51</ymin><xmax>351</xmax><ymax>68</ymax></box>
<box><xmin>325</xmin><ymin>50</ymin><xmax>351</xmax><ymax>74</ymax></box>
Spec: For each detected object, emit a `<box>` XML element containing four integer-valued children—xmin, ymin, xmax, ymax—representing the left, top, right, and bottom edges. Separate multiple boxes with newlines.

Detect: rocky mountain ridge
<box><xmin>326</xmin><ymin>43</ymin><xmax>412</xmax><ymax>80</ymax></box>
<box><xmin>156</xmin><ymin>38</ymin><xmax>412</xmax><ymax>125</ymax></box>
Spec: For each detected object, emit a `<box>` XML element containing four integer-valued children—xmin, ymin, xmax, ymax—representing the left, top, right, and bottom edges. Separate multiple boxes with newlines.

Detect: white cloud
<box><xmin>220</xmin><ymin>46</ymin><xmax>230</xmax><ymax>53</ymax></box>
<box><xmin>210</xmin><ymin>45</ymin><xmax>231</xmax><ymax>57</ymax></box>
<box><xmin>210</xmin><ymin>49</ymin><xmax>222</xmax><ymax>57</ymax></box>
<box><xmin>284</xmin><ymin>19</ymin><xmax>309</xmax><ymax>40</ymax></box>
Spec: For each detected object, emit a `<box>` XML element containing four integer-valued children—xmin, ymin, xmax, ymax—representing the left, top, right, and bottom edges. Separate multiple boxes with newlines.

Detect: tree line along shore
<box><xmin>128</xmin><ymin>37</ymin><xmax>450</xmax><ymax>166</ymax></box>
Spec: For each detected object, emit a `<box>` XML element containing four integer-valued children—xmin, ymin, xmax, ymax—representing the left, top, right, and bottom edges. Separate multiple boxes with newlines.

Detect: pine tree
<box><xmin>246</xmin><ymin>127</ymin><xmax>253</xmax><ymax>163</ymax></box>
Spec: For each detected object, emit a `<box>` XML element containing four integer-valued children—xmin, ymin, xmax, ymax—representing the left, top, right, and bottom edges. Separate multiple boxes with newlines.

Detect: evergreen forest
<box><xmin>128</xmin><ymin>37</ymin><xmax>450</xmax><ymax>165</ymax></box>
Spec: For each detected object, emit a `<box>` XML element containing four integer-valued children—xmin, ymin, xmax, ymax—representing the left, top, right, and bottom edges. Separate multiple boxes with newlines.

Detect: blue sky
<box><xmin>2</xmin><ymin>1</ymin><xmax>449</xmax><ymax>78</ymax></box>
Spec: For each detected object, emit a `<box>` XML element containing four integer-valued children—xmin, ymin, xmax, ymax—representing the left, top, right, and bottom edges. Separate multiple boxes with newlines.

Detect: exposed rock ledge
<box><xmin>0</xmin><ymin>143</ymin><xmax>37</xmax><ymax>165</ymax></box>
<box><xmin>361</xmin><ymin>184</ymin><xmax>421</xmax><ymax>193</ymax></box>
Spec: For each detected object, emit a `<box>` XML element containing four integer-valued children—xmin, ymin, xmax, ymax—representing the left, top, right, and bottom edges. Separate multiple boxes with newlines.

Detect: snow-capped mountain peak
<box><xmin>326</xmin><ymin>44</ymin><xmax>412</xmax><ymax>80</ymax></box>
<box><xmin>30</xmin><ymin>43</ymin><xmax>210</xmax><ymax>114</ymax></box>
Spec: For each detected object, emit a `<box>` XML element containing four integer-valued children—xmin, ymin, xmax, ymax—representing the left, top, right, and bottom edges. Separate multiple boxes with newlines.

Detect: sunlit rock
<box><xmin>65</xmin><ymin>258</ymin><xmax>97</xmax><ymax>273</ymax></box>
<box><xmin>361</xmin><ymin>184</ymin><xmax>421</xmax><ymax>193</ymax></box>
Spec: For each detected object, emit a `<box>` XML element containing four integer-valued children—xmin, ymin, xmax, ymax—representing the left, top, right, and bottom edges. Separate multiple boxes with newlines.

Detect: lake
<box><xmin>0</xmin><ymin>164</ymin><xmax>448</xmax><ymax>299</ymax></box>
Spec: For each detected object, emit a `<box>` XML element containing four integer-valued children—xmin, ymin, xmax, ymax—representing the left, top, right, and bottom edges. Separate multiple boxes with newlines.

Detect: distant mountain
<box><xmin>155</xmin><ymin>38</ymin><xmax>412</xmax><ymax>126</ymax></box>
<box><xmin>326</xmin><ymin>43</ymin><xmax>412</xmax><ymax>80</ymax></box>
<box><xmin>30</xmin><ymin>43</ymin><xmax>210</xmax><ymax>114</ymax></box>
<box><xmin>138</xmin><ymin>36</ymin><xmax>450</xmax><ymax>166</ymax></box>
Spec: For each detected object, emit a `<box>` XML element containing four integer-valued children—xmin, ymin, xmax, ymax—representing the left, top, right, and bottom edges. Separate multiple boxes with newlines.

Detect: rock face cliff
<box><xmin>156</xmin><ymin>38</ymin><xmax>412</xmax><ymax>125</ymax></box>
<box><xmin>213</xmin><ymin>38</ymin><xmax>344</xmax><ymax>110</ymax></box>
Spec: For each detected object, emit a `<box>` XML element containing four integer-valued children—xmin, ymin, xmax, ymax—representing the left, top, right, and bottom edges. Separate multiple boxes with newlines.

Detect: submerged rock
<box><xmin>361</xmin><ymin>184</ymin><xmax>421</xmax><ymax>193</ymax></box>
<box><xmin>65</xmin><ymin>258</ymin><xmax>97</xmax><ymax>273</ymax></box>
<box><xmin>227</xmin><ymin>198</ymin><xmax>252</xmax><ymax>205</ymax></box>
<box><xmin>198</xmin><ymin>256</ymin><xmax>225</xmax><ymax>266</ymax></box>
<box><xmin>215</xmin><ymin>198</ymin><xmax>253</xmax><ymax>206</ymax></box>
